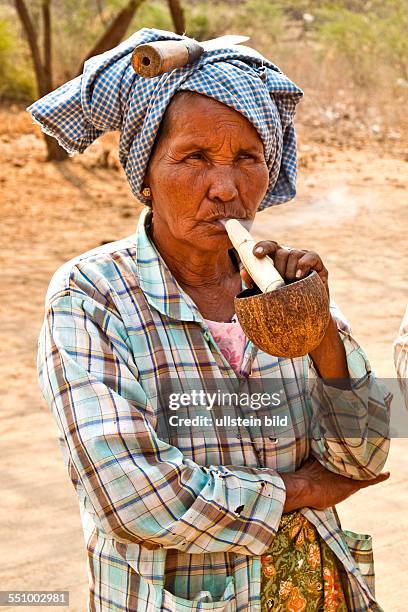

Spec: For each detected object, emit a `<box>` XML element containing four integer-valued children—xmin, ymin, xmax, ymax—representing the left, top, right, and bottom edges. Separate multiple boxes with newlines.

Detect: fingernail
<box><xmin>296</xmin><ymin>269</ymin><xmax>302</xmax><ymax>278</ymax></box>
<box><xmin>254</xmin><ymin>246</ymin><xmax>263</xmax><ymax>254</ymax></box>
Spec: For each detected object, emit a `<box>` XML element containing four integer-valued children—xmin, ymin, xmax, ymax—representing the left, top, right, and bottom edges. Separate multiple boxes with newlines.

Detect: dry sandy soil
<box><xmin>0</xmin><ymin>115</ymin><xmax>407</xmax><ymax>610</ymax></box>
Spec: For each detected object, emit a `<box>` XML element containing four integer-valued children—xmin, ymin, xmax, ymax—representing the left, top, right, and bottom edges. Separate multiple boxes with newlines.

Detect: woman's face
<box><xmin>144</xmin><ymin>92</ymin><xmax>270</xmax><ymax>253</ymax></box>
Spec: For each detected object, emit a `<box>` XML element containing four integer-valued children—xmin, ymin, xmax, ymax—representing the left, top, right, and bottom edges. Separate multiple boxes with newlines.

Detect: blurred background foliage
<box><xmin>0</xmin><ymin>10</ymin><xmax>35</xmax><ymax>100</ymax></box>
<box><xmin>1</xmin><ymin>0</ymin><xmax>407</xmax><ymax>98</ymax></box>
<box><xmin>0</xmin><ymin>0</ymin><xmax>406</xmax><ymax>151</ymax></box>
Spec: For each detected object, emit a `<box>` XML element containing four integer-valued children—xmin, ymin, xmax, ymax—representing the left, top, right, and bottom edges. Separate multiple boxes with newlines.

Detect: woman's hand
<box><xmin>238</xmin><ymin>240</ymin><xmax>349</xmax><ymax>380</ymax></box>
<box><xmin>280</xmin><ymin>458</ymin><xmax>390</xmax><ymax>513</ymax></box>
<box><xmin>239</xmin><ymin>240</ymin><xmax>329</xmax><ymax>297</ymax></box>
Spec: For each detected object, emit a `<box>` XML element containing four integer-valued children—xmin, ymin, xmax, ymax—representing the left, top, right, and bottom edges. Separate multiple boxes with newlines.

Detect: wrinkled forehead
<box><xmin>156</xmin><ymin>90</ymin><xmax>266</xmax><ymax>151</ymax></box>
<box><xmin>175</xmin><ymin>63</ymin><xmax>279</xmax><ymax>161</ymax></box>
<box><xmin>140</xmin><ymin>60</ymin><xmax>279</xmax><ymax>166</ymax></box>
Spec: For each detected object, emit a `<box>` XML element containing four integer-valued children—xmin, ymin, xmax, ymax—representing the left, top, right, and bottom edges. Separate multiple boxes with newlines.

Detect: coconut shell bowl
<box><xmin>224</xmin><ymin>219</ymin><xmax>331</xmax><ymax>359</ymax></box>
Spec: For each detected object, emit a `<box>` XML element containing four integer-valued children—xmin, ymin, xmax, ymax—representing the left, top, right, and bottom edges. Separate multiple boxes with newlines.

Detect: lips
<box><xmin>203</xmin><ymin>215</ymin><xmax>254</xmax><ymax>233</ymax></box>
<box><xmin>206</xmin><ymin>215</ymin><xmax>241</xmax><ymax>223</ymax></box>
<box><xmin>206</xmin><ymin>216</ymin><xmax>228</xmax><ymax>223</ymax></box>
<box><xmin>206</xmin><ymin>219</ymin><xmax>227</xmax><ymax>230</ymax></box>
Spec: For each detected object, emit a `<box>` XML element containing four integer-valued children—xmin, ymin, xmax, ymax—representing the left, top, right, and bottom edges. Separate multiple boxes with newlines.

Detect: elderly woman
<box><xmin>30</xmin><ymin>28</ymin><xmax>390</xmax><ymax>612</ymax></box>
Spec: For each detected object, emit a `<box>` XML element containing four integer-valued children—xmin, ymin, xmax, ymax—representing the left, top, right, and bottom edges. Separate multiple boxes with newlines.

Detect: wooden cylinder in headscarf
<box><xmin>131</xmin><ymin>39</ymin><xmax>204</xmax><ymax>78</ymax></box>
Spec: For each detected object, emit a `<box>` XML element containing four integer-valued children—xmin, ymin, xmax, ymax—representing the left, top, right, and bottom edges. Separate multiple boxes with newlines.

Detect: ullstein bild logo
<box><xmin>168</xmin><ymin>413</ymin><xmax>289</xmax><ymax>428</ymax></box>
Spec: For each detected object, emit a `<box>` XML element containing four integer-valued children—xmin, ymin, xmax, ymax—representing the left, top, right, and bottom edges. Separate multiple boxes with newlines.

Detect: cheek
<box><xmin>171</xmin><ymin>168</ymin><xmax>207</xmax><ymax>199</ymax></box>
<box><xmin>238</xmin><ymin>164</ymin><xmax>270</xmax><ymax>202</ymax></box>
<box><xmin>150</xmin><ymin>165</ymin><xmax>208</xmax><ymax>234</ymax></box>
<box><xmin>153</xmin><ymin>164</ymin><xmax>207</xmax><ymax>201</ymax></box>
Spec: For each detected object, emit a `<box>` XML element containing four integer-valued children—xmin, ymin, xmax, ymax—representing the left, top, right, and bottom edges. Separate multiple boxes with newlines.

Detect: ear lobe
<box><xmin>141</xmin><ymin>167</ymin><xmax>152</xmax><ymax>198</ymax></box>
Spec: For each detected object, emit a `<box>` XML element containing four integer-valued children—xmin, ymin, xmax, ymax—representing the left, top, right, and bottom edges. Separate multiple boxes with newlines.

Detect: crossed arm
<box><xmin>38</xmin><ymin>283</ymin><xmax>390</xmax><ymax>556</ymax></box>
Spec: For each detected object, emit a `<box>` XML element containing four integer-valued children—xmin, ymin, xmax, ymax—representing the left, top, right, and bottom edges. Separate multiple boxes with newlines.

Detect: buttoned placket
<box><xmin>200</xmin><ymin>318</ymin><xmax>278</xmax><ymax>475</ymax></box>
<box><xmin>137</xmin><ymin>209</ymin><xmax>277</xmax><ymax>467</ymax></box>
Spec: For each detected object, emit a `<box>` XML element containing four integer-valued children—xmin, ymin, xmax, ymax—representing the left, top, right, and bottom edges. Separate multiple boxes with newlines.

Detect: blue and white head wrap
<box><xmin>27</xmin><ymin>28</ymin><xmax>303</xmax><ymax>211</ymax></box>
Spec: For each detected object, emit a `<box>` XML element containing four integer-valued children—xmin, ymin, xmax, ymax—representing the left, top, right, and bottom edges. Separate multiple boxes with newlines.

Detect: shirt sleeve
<box><xmin>307</xmin><ymin>301</ymin><xmax>391</xmax><ymax>480</ymax></box>
<box><xmin>37</xmin><ymin>291</ymin><xmax>286</xmax><ymax>556</ymax></box>
<box><xmin>393</xmin><ymin>305</ymin><xmax>408</xmax><ymax>408</ymax></box>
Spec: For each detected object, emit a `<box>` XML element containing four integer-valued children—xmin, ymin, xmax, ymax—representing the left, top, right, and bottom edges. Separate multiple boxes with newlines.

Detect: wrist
<box><xmin>309</xmin><ymin>316</ymin><xmax>349</xmax><ymax>381</ymax></box>
<box><xmin>309</xmin><ymin>315</ymin><xmax>338</xmax><ymax>358</ymax></box>
<box><xmin>281</xmin><ymin>473</ymin><xmax>310</xmax><ymax>512</ymax></box>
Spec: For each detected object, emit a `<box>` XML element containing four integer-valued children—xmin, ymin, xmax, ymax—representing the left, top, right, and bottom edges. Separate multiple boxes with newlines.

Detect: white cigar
<box><xmin>224</xmin><ymin>219</ymin><xmax>285</xmax><ymax>293</ymax></box>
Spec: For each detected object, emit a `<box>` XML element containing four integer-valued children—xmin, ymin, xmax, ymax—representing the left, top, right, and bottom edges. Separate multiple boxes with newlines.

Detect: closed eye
<box><xmin>237</xmin><ymin>149</ymin><xmax>263</xmax><ymax>161</ymax></box>
<box><xmin>237</xmin><ymin>153</ymin><xmax>256</xmax><ymax>160</ymax></box>
<box><xmin>183</xmin><ymin>150</ymin><xmax>262</xmax><ymax>162</ymax></box>
<box><xmin>185</xmin><ymin>152</ymin><xmax>206</xmax><ymax>161</ymax></box>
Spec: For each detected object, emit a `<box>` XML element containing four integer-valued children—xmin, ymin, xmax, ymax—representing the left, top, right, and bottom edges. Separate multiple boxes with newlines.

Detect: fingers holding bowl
<box><xmin>252</xmin><ymin>240</ymin><xmax>288</xmax><ymax>279</ymax></box>
<box><xmin>295</xmin><ymin>251</ymin><xmax>329</xmax><ymax>296</ymax></box>
<box><xmin>252</xmin><ymin>241</ymin><xmax>330</xmax><ymax>296</ymax></box>
<box><xmin>284</xmin><ymin>249</ymin><xmax>308</xmax><ymax>281</ymax></box>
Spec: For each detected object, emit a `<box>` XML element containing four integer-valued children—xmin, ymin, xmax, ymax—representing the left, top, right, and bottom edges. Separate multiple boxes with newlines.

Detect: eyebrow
<box><xmin>173</xmin><ymin>140</ymin><xmax>264</xmax><ymax>154</ymax></box>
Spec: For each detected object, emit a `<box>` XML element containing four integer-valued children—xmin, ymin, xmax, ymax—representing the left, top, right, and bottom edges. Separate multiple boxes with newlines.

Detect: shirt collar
<box><xmin>135</xmin><ymin>207</ymin><xmax>198</xmax><ymax>322</ymax></box>
<box><xmin>135</xmin><ymin>207</ymin><xmax>247</xmax><ymax>324</ymax></box>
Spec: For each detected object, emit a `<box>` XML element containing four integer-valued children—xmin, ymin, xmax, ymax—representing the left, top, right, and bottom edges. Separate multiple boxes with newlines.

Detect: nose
<box><xmin>207</xmin><ymin>164</ymin><xmax>239</xmax><ymax>204</ymax></box>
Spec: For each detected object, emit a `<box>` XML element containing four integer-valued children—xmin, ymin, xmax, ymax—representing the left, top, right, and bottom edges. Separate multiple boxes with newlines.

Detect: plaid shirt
<box><xmin>38</xmin><ymin>207</ymin><xmax>390</xmax><ymax>611</ymax></box>
<box><xmin>394</xmin><ymin>305</ymin><xmax>408</xmax><ymax>407</ymax></box>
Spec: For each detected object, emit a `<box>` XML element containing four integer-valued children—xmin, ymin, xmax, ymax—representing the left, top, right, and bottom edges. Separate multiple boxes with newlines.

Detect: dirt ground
<box><xmin>0</xmin><ymin>118</ymin><xmax>407</xmax><ymax>610</ymax></box>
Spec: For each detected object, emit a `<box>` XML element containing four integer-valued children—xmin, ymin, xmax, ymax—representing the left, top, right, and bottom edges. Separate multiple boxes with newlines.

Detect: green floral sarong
<box><xmin>261</xmin><ymin>512</ymin><xmax>348</xmax><ymax>611</ymax></box>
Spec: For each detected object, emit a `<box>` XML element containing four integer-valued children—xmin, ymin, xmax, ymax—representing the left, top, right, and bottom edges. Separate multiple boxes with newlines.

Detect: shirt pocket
<box><xmin>342</xmin><ymin>529</ymin><xmax>375</xmax><ymax>596</ymax></box>
<box><xmin>161</xmin><ymin>575</ymin><xmax>235</xmax><ymax>611</ymax></box>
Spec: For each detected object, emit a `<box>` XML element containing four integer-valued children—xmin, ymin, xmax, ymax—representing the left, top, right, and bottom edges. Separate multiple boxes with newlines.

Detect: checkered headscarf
<box><xmin>27</xmin><ymin>28</ymin><xmax>303</xmax><ymax>210</ymax></box>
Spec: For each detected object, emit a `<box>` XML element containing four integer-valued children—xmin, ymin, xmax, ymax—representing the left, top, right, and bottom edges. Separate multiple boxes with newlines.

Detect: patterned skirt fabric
<box><xmin>261</xmin><ymin>512</ymin><xmax>348</xmax><ymax>611</ymax></box>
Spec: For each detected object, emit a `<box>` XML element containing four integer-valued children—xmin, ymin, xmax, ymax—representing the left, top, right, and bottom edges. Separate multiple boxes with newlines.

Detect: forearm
<box><xmin>308</xmin><ymin>306</ymin><xmax>391</xmax><ymax>478</ymax></box>
<box><xmin>280</xmin><ymin>472</ymin><xmax>311</xmax><ymax>513</ymax></box>
<box><xmin>41</xmin><ymin>294</ymin><xmax>288</xmax><ymax>556</ymax></box>
<box><xmin>309</xmin><ymin>315</ymin><xmax>350</xmax><ymax>385</ymax></box>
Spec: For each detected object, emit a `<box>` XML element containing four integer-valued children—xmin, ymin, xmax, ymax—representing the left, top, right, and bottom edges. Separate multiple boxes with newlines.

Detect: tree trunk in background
<box><xmin>41</xmin><ymin>0</ymin><xmax>63</xmax><ymax>161</ymax></box>
<box><xmin>15</xmin><ymin>0</ymin><xmax>45</xmax><ymax>93</ymax></box>
<box><xmin>44</xmin><ymin>134</ymin><xmax>70</xmax><ymax>161</ymax></box>
<box><xmin>15</xmin><ymin>0</ymin><xmax>68</xmax><ymax>160</ymax></box>
<box><xmin>15</xmin><ymin>0</ymin><xmax>184</xmax><ymax>160</ymax></box>
<box><xmin>167</xmin><ymin>0</ymin><xmax>186</xmax><ymax>35</ymax></box>
<box><xmin>42</xmin><ymin>0</ymin><xmax>53</xmax><ymax>94</ymax></box>
<box><xmin>78</xmin><ymin>0</ymin><xmax>146</xmax><ymax>73</ymax></box>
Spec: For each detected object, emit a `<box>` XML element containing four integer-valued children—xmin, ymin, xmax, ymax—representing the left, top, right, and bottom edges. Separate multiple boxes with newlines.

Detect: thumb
<box><xmin>372</xmin><ymin>471</ymin><xmax>391</xmax><ymax>484</ymax></box>
<box><xmin>360</xmin><ymin>471</ymin><xmax>390</xmax><ymax>489</ymax></box>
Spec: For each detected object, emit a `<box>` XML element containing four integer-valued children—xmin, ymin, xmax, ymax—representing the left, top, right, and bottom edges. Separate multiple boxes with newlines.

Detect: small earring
<box><xmin>142</xmin><ymin>186</ymin><xmax>151</xmax><ymax>198</ymax></box>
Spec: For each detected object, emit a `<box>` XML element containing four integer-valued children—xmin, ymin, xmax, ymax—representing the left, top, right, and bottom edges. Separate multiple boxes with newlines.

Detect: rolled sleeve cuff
<box><xmin>170</xmin><ymin>467</ymin><xmax>286</xmax><ymax>556</ymax></box>
<box><xmin>309</xmin><ymin>324</ymin><xmax>372</xmax><ymax>396</ymax></box>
